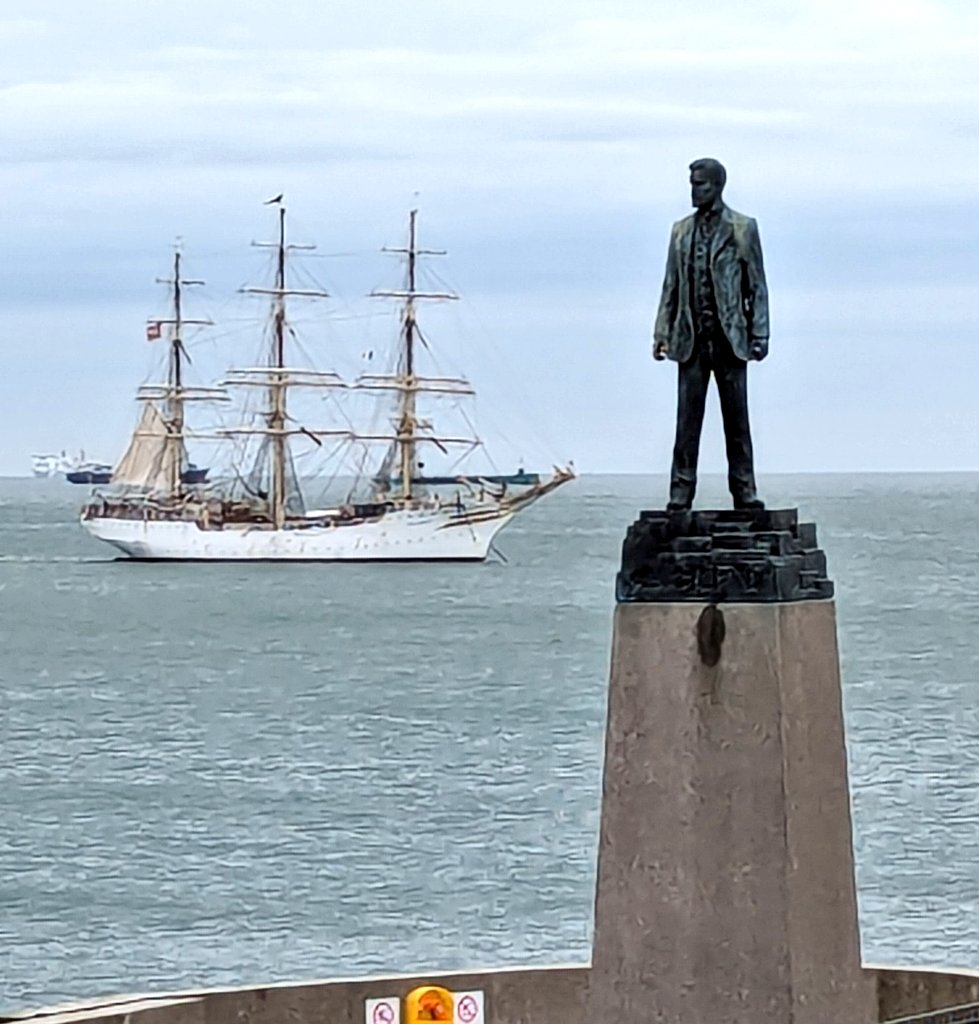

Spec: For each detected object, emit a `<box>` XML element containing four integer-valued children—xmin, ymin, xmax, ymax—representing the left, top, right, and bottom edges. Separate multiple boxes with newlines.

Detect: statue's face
<box><xmin>690</xmin><ymin>168</ymin><xmax>722</xmax><ymax>209</ymax></box>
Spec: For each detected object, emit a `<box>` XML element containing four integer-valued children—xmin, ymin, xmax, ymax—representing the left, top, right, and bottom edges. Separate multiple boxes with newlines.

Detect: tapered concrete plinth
<box><xmin>588</xmin><ymin>600</ymin><xmax>875</xmax><ymax>1023</ymax></box>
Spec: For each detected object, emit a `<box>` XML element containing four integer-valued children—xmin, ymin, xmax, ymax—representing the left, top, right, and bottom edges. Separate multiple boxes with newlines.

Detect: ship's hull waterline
<box><xmin>81</xmin><ymin>506</ymin><xmax>514</xmax><ymax>562</ymax></box>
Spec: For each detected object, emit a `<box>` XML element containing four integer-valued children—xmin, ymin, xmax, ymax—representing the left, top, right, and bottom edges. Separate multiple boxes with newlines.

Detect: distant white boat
<box><xmin>32</xmin><ymin>451</ymin><xmax>109</xmax><ymax>479</ymax></box>
<box><xmin>31</xmin><ymin>451</ymin><xmax>130</xmax><ymax>484</ymax></box>
<box><xmin>81</xmin><ymin>204</ymin><xmax>574</xmax><ymax>561</ymax></box>
<box><xmin>31</xmin><ymin>452</ymin><xmax>72</xmax><ymax>478</ymax></box>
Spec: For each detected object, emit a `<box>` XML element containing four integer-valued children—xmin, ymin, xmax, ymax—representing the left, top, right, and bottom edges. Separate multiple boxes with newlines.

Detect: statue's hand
<box><xmin>749</xmin><ymin>338</ymin><xmax>769</xmax><ymax>361</ymax></box>
<box><xmin>652</xmin><ymin>340</ymin><xmax>668</xmax><ymax>361</ymax></box>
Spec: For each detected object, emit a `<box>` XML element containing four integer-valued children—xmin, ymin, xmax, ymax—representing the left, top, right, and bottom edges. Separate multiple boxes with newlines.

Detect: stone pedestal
<box><xmin>587</xmin><ymin>511</ymin><xmax>875</xmax><ymax>1023</ymax></box>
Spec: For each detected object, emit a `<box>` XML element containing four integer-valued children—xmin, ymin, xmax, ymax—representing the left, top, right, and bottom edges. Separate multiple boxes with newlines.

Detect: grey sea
<box><xmin>1</xmin><ymin>473</ymin><xmax>978</xmax><ymax>1013</ymax></box>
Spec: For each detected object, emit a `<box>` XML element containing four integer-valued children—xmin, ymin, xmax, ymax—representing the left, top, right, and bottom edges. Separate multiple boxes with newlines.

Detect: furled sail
<box><xmin>111</xmin><ymin>402</ymin><xmax>182</xmax><ymax>491</ymax></box>
<box><xmin>242</xmin><ymin>434</ymin><xmax>306</xmax><ymax>517</ymax></box>
<box><xmin>371</xmin><ymin>439</ymin><xmax>398</xmax><ymax>496</ymax></box>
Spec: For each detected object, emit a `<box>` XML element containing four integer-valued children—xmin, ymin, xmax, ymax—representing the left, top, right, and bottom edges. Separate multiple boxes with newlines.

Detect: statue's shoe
<box><xmin>733</xmin><ymin>495</ymin><xmax>765</xmax><ymax>510</ymax></box>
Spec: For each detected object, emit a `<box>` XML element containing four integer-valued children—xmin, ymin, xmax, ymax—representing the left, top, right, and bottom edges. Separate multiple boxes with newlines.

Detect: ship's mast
<box><xmin>270</xmin><ymin>206</ymin><xmax>288</xmax><ymax>529</ymax></box>
<box><xmin>239</xmin><ymin>200</ymin><xmax>326</xmax><ymax>529</ymax></box>
<box><xmin>372</xmin><ymin>210</ymin><xmax>458</xmax><ymax>501</ymax></box>
<box><xmin>400</xmin><ymin>211</ymin><xmax>419</xmax><ymax>498</ymax></box>
<box><xmin>155</xmin><ymin>247</ymin><xmax>207</xmax><ymax>498</ymax></box>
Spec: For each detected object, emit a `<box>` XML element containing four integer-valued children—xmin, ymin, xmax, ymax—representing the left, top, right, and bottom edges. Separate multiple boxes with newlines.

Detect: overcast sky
<box><xmin>1</xmin><ymin>0</ymin><xmax>977</xmax><ymax>476</ymax></box>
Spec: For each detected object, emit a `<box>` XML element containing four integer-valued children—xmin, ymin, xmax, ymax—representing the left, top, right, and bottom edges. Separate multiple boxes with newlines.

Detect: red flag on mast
<box><xmin>146</xmin><ymin>321</ymin><xmax>162</xmax><ymax>341</ymax></box>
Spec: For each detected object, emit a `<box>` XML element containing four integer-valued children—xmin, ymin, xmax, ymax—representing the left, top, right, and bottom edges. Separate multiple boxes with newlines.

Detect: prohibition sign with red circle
<box><xmin>457</xmin><ymin>995</ymin><xmax>479</xmax><ymax>1024</ymax></box>
<box><xmin>372</xmin><ymin>1002</ymin><xmax>395</xmax><ymax>1024</ymax></box>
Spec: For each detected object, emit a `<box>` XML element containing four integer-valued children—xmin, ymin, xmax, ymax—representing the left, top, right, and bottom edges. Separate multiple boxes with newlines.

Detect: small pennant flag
<box><xmin>146</xmin><ymin>321</ymin><xmax>162</xmax><ymax>341</ymax></box>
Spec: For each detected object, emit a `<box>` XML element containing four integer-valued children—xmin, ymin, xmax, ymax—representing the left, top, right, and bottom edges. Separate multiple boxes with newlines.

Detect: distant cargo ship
<box><xmin>65</xmin><ymin>461</ymin><xmax>115</xmax><ymax>484</ymax></box>
<box><xmin>66</xmin><ymin>463</ymin><xmax>209</xmax><ymax>486</ymax></box>
<box><xmin>31</xmin><ymin>451</ymin><xmax>209</xmax><ymax>485</ymax></box>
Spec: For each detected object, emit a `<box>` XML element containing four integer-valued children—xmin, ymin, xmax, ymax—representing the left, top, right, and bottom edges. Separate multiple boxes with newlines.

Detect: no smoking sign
<box><xmin>454</xmin><ymin>991</ymin><xmax>484</xmax><ymax>1024</ymax></box>
<box><xmin>366</xmin><ymin>998</ymin><xmax>400</xmax><ymax>1024</ymax></box>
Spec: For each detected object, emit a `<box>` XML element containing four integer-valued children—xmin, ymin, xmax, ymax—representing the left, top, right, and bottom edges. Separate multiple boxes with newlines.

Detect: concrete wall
<box><xmin>871</xmin><ymin>965</ymin><xmax>979</xmax><ymax>1021</ymax></box>
<box><xmin>11</xmin><ymin>965</ymin><xmax>979</xmax><ymax>1024</ymax></box>
<box><xmin>1</xmin><ymin>967</ymin><xmax>589</xmax><ymax>1024</ymax></box>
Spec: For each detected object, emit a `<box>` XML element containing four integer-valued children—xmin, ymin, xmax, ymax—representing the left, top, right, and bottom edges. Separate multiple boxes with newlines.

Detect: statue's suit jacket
<box><xmin>653</xmin><ymin>203</ymin><xmax>769</xmax><ymax>363</ymax></box>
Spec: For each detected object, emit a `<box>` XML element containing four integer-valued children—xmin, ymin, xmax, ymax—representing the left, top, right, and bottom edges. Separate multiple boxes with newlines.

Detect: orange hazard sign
<box><xmin>405</xmin><ymin>986</ymin><xmax>454</xmax><ymax>1024</ymax></box>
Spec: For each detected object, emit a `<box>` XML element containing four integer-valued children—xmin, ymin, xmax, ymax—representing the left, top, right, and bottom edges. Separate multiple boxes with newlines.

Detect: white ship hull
<box><xmin>81</xmin><ymin>505</ymin><xmax>514</xmax><ymax>561</ymax></box>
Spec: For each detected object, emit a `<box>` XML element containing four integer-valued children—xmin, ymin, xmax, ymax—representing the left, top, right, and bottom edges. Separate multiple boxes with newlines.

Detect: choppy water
<box><xmin>1</xmin><ymin>473</ymin><xmax>977</xmax><ymax>1012</ymax></box>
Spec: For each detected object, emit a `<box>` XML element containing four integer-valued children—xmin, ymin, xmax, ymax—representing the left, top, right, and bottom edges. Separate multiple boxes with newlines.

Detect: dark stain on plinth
<box><xmin>696</xmin><ymin>604</ymin><xmax>726</xmax><ymax>667</ymax></box>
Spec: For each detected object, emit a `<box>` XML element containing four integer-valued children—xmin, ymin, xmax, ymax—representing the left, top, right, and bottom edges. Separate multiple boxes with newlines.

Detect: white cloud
<box><xmin>0</xmin><ymin>0</ymin><xmax>977</xmax><ymax>473</ymax></box>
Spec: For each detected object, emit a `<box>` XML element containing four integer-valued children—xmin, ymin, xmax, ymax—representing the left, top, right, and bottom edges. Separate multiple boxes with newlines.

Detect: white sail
<box><xmin>111</xmin><ymin>402</ymin><xmax>181</xmax><ymax>491</ymax></box>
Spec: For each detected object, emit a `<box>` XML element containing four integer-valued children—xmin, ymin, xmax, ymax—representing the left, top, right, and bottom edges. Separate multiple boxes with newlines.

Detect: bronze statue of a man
<box><xmin>653</xmin><ymin>158</ymin><xmax>769</xmax><ymax>511</ymax></box>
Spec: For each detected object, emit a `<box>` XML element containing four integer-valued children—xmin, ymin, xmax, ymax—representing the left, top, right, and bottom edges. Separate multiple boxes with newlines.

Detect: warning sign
<box><xmin>406</xmin><ymin>987</ymin><xmax>453</xmax><ymax>1023</ymax></box>
<box><xmin>453</xmin><ymin>991</ymin><xmax>484</xmax><ymax>1024</ymax></box>
<box><xmin>366</xmin><ymin>997</ymin><xmax>400</xmax><ymax>1024</ymax></box>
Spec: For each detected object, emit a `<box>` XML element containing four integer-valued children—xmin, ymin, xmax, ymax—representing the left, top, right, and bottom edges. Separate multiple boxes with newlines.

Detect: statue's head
<box><xmin>689</xmin><ymin>158</ymin><xmax>726</xmax><ymax>210</ymax></box>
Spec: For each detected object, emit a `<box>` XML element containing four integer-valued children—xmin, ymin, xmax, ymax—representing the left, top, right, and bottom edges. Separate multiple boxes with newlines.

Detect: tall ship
<box><xmin>81</xmin><ymin>203</ymin><xmax>573</xmax><ymax>561</ymax></box>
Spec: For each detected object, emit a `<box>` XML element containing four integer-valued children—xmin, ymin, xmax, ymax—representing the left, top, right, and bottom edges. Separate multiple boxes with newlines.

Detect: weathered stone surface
<box><xmin>587</xmin><ymin>601</ymin><xmax>875</xmax><ymax>1023</ymax></box>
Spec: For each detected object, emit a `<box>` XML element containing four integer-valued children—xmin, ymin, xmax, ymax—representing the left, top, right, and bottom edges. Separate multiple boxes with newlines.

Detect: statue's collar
<box><xmin>696</xmin><ymin>198</ymin><xmax>727</xmax><ymax>221</ymax></box>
